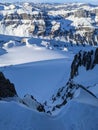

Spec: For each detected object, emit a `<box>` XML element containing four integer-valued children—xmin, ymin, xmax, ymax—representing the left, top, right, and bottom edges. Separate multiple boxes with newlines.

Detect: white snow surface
<box><xmin>0</xmin><ymin>99</ymin><xmax>98</xmax><ymax>130</ymax></box>
<box><xmin>74</xmin><ymin>66</ymin><xmax>98</xmax><ymax>88</ymax></box>
<box><xmin>0</xmin><ymin>44</ymin><xmax>72</xmax><ymax>102</ymax></box>
<box><xmin>0</xmin><ymin>45</ymin><xmax>65</xmax><ymax>66</ymax></box>
<box><xmin>74</xmin><ymin>88</ymin><xmax>98</xmax><ymax>107</ymax></box>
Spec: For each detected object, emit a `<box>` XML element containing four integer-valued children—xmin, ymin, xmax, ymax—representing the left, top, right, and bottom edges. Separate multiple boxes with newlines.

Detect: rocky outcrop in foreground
<box><xmin>0</xmin><ymin>72</ymin><xmax>17</xmax><ymax>98</ymax></box>
<box><xmin>0</xmin><ymin>71</ymin><xmax>45</xmax><ymax>112</ymax></box>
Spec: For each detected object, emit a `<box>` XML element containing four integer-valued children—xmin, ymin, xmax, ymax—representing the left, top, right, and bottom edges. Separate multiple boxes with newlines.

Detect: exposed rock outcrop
<box><xmin>22</xmin><ymin>94</ymin><xmax>45</xmax><ymax>112</ymax></box>
<box><xmin>74</xmin><ymin>10</ymin><xmax>89</xmax><ymax>18</ymax></box>
<box><xmin>0</xmin><ymin>72</ymin><xmax>17</xmax><ymax>98</ymax></box>
<box><xmin>71</xmin><ymin>48</ymin><xmax>98</xmax><ymax>79</ymax></box>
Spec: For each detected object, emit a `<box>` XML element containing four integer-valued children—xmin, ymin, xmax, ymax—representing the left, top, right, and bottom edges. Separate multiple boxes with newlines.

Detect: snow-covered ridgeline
<box><xmin>0</xmin><ymin>2</ymin><xmax>98</xmax><ymax>46</ymax></box>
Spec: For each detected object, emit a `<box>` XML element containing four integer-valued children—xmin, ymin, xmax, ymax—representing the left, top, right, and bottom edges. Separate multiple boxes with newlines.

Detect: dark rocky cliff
<box><xmin>71</xmin><ymin>48</ymin><xmax>98</xmax><ymax>79</ymax></box>
<box><xmin>0</xmin><ymin>72</ymin><xmax>17</xmax><ymax>98</ymax></box>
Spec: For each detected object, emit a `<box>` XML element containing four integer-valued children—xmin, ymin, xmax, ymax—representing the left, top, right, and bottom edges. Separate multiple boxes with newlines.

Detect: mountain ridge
<box><xmin>0</xmin><ymin>2</ymin><xmax>98</xmax><ymax>47</ymax></box>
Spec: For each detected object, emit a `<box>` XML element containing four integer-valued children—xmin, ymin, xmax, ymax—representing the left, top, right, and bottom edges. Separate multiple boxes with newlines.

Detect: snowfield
<box><xmin>2</xmin><ymin>59</ymin><xmax>69</xmax><ymax>101</ymax></box>
<box><xmin>0</xmin><ymin>44</ymin><xmax>72</xmax><ymax>102</ymax></box>
<box><xmin>0</xmin><ymin>44</ymin><xmax>66</xmax><ymax>66</ymax></box>
<box><xmin>0</xmin><ymin>99</ymin><xmax>98</xmax><ymax>130</ymax></box>
<box><xmin>74</xmin><ymin>66</ymin><xmax>98</xmax><ymax>87</ymax></box>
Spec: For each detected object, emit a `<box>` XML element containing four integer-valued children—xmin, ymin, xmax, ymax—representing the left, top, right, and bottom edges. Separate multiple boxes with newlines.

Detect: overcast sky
<box><xmin>0</xmin><ymin>0</ymin><xmax>98</xmax><ymax>4</ymax></box>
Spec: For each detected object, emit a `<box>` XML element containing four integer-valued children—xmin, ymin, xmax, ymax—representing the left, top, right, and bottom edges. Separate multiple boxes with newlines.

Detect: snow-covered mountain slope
<box><xmin>0</xmin><ymin>36</ymin><xmax>71</xmax><ymax>102</ymax></box>
<box><xmin>0</xmin><ymin>38</ymin><xmax>98</xmax><ymax>129</ymax></box>
<box><xmin>0</xmin><ymin>2</ymin><xmax>98</xmax><ymax>46</ymax></box>
<box><xmin>1</xmin><ymin>58</ymin><xmax>69</xmax><ymax>102</ymax></box>
<box><xmin>0</xmin><ymin>39</ymin><xmax>98</xmax><ymax>109</ymax></box>
<box><xmin>44</xmin><ymin>47</ymin><xmax>98</xmax><ymax>115</ymax></box>
<box><xmin>0</xmin><ymin>2</ymin><xmax>98</xmax><ymax>130</ymax></box>
<box><xmin>0</xmin><ymin>99</ymin><xmax>98</xmax><ymax>130</ymax></box>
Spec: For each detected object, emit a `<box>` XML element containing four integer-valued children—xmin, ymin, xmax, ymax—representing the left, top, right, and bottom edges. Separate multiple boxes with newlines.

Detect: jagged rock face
<box><xmin>74</xmin><ymin>10</ymin><xmax>89</xmax><ymax>18</ymax></box>
<box><xmin>48</xmin><ymin>80</ymin><xmax>97</xmax><ymax>113</ymax></box>
<box><xmin>22</xmin><ymin>94</ymin><xmax>45</xmax><ymax>112</ymax></box>
<box><xmin>94</xmin><ymin>48</ymin><xmax>98</xmax><ymax>64</ymax></box>
<box><xmin>0</xmin><ymin>72</ymin><xmax>17</xmax><ymax>98</ymax></box>
<box><xmin>94</xmin><ymin>9</ymin><xmax>98</xmax><ymax>16</ymax></box>
<box><xmin>70</xmin><ymin>48</ymin><xmax>98</xmax><ymax>79</ymax></box>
